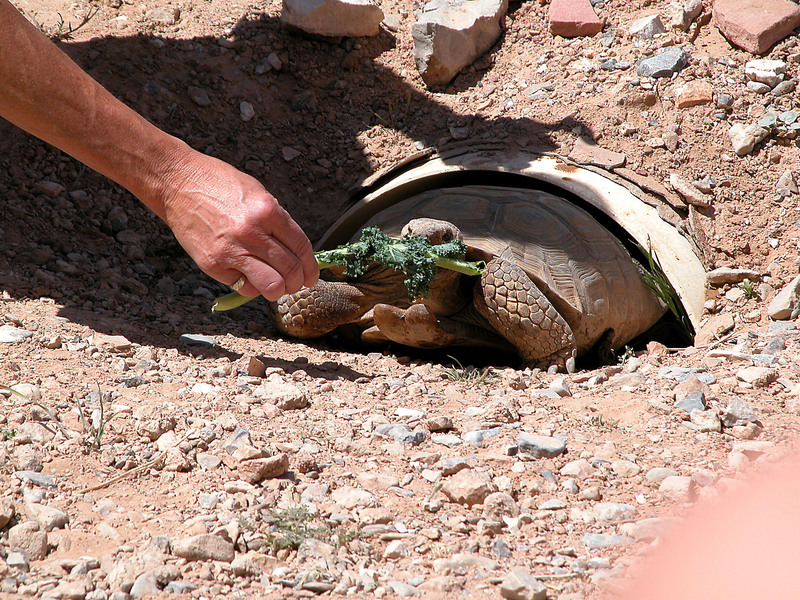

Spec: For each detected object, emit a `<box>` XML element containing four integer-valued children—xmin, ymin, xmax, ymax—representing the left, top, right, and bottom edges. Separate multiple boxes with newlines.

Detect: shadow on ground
<box><xmin>0</xmin><ymin>9</ymin><xmax>590</xmax><ymax>361</ymax></box>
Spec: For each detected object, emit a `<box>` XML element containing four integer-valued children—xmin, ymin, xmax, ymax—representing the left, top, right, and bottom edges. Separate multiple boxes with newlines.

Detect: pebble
<box><xmin>374</xmin><ymin>423</ymin><xmax>426</xmax><ymax>445</ymax></box>
<box><xmin>560</xmin><ymin>458</ymin><xmax>595</xmax><ymax>478</ymax></box>
<box><xmin>728</xmin><ymin>122</ymin><xmax>769</xmax><ymax>156</ymax></box>
<box><xmin>629</xmin><ymin>14</ymin><xmax>666</xmax><ymax>39</ymax></box>
<box><xmin>8</xmin><ymin>521</ymin><xmax>48</xmax><ymax>560</ymax></box>
<box><xmin>645</xmin><ymin>467</ymin><xmax>678</xmax><ymax>483</ymax></box>
<box><xmin>440</xmin><ymin>469</ymin><xmax>498</xmax><ymax>506</ymax></box>
<box><xmin>658</xmin><ymin>475</ymin><xmax>696</xmax><ymax>501</ymax></box>
<box><xmin>582</xmin><ymin>532</ymin><xmax>632</xmax><ymax>549</ymax></box>
<box><xmin>172</xmin><ymin>534</ymin><xmax>235</xmax><ymax>562</ymax></box>
<box><xmin>499</xmin><ymin>567</ymin><xmax>547</xmax><ymax>600</ymax></box>
<box><xmin>593</xmin><ymin>502</ymin><xmax>636</xmax><ymax>523</ymax></box>
<box><xmin>239</xmin><ymin>101</ymin><xmax>256</xmax><ymax>122</ymax></box>
<box><xmin>187</xmin><ymin>86</ymin><xmax>211</xmax><ymax>106</ymax></box>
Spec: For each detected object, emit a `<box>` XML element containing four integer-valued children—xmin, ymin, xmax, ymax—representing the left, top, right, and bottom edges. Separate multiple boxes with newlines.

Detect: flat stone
<box><xmin>374</xmin><ymin>423</ymin><xmax>426</xmax><ymax>445</ymax></box>
<box><xmin>568</xmin><ymin>136</ymin><xmax>626</xmax><ymax>168</ymax></box>
<box><xmin>618</xmin><ymin>517</ymin><xmax>679</xmax><ymax>542</ymax></box>
<box><xmin>645</xmin><ymin>467</ymin><xmax>679</xmax><ymax>483</ymax></box>
<box><xmin>432</xmin><ymin>553</ymin><xmax>501</xmax><ymax>575</ymax></box>
<box><xmin>516</xmin><ymin>433</ymin><xmax>566</xmax><ymax>458</ymax></box>
<box><xmin>178</xmin><ymin>333</ymin><xmax>215</xmax><ymax>347</ymax></box>
<box><xmin>674</xmin><ymin>80</ymin><xmax>714</xmax><ymax>108</ymax></box>
<box><xmin>282</xmin><ymin>0</ymin><xmax>384</xmax><ymax>38</ymax></box>
<box><xmin>14</xmin><ymin>471</ymin><xmax>56</xmax><ymax>488</ymax></box>
<box><xmin>689</xmin><ymin>410</ymin><xmax>722</xmax><ymax>433</ymax></box>
<box><xmin>539</xmin><ymin>498</ymin><xmax>567</xmax><ymax>510</ymax></box>
<box><xmin>25</xmin><ymin>503</ymin><xmax>69</xmax><ymax>531</ymax></box>
<box><xmin>636</xmin><ymin>47</ymin><xmax>688</xmax><ymax>78</ymax></box>
<box><xmin>713</xmin><ymin>0</ymin><xmax>800</xmax><ymax>55</ymax></box>
<box><xmin>331</xmin><ymin>486</ymin><xmax>379</xmax><ymax>509</ymax></box>
<box><xmin>736</xmin><ymin>366</ymin><xmax>778</xmax><ymax>387</ymax></box>
<box><xmin>237</xmin><ymin>454</ymin><xmax>289</xmax><ymax>484</ymax></box>
<box><xmin>254</xmin><ymin>381</ymin><xmax>309</xmax><ymax>410</ymax></box>
<box><xmin>500</xmin><ymin>567</ymin><xmax>547</xmax><ymax>600</ymax></box>
<box><xmin>706</xmin><ymin>267</ymin><xmax>761</xmax><ymax>285</ymax></box>
<box><xmin>172</xmin><ymin>534</ymin><xmax>234</xmax><ymax>562</ymax></box>
<box><xmin>669</xmin><ymin>173</ymin><xmax>712</xmax><ymax>207</ymax></box>
<box><xmin>357</xmin><ymin>471</ymin><xmax>401</xmax><ymax>491</ymax></box>
<box><xmin>0</xmin><ymin>325</ymin><xmax>34</xmax><ymax>343</ymax></box>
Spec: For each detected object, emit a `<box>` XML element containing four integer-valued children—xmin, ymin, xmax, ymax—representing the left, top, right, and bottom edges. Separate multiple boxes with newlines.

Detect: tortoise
<box><xmin>267</xmin><ymin>185</ymin><xmax>667</xmax><ymax>372</ymax></box>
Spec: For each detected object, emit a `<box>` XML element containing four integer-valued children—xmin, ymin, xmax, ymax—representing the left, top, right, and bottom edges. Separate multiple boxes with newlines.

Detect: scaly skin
<box><xmin>474</xmin><ymin>259</ymin><xmax>577</xmax><ymax>372</ymax></box>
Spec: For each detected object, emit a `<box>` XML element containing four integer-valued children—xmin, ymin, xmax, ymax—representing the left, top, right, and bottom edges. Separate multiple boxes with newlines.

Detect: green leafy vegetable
<box><xmin>211</xmin><ymin>226</ymin><xmax>486</xmax><ymax>312</ymax></box>
<box><xmin>315</xmin><ymin>227</ymin><xmax>484</xmax><ymax>298</ymax></box>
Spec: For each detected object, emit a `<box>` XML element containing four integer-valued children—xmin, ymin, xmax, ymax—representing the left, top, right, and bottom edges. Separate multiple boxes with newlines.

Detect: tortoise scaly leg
<box><xmin>267</xmin><ymin>281</ymin><xmax>373</xmax><ymax>339</ymax></box>
<box><xmin>474</xmin><ymin>258</ymin><xmax>577</xmax><ymax>373</ymax></box>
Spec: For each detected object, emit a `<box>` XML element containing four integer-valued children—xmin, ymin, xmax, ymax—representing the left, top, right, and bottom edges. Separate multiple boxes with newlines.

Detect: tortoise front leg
<box><xmin>474</xmin><ymin>258</ymin><xmax>577</xmax><ymax>373</ymax></box>
<box><xmin>267</xmin><ymin>281</ymin><xmax>374</xmax><ymax>339</ymax></box>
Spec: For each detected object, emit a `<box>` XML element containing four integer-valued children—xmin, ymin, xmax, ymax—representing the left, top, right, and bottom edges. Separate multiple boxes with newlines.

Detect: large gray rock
<box><xmin>412</xmin><ymin>0</ymin><xmax>508</xmax><ymax>87</ymax></box>
<box><xmin>281</xmin><ymin>0</ymin><xmax>384</xmax><ymax>38</ymax></box>
<box><xmin>769</xmin><ymin>274</ymin><xmax>800</xmax><ymax>320</ymax></box>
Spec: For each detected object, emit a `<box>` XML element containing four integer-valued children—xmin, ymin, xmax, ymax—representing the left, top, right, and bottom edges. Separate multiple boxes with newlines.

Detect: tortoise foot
<box><xmin>476</xmin><ymin>258</ymin><xmax>577</xmax><ymax>370</ymax></box>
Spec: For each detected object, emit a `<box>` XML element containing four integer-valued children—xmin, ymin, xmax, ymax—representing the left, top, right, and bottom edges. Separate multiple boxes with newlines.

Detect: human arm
<box><xmin>0</xmin><ymin>0</ymin><xmax>318</xmax><ymax>300</ymax></box>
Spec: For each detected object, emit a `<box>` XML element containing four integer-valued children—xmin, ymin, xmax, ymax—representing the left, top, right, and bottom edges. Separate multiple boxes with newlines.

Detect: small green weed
<box><xmin>617</xmin><ymin>345</ymin><xmax>635</xmax><ymax>365</ymax></box>
<box><xmin>2</xmin><ymin>429</ymin><xmax>16</xmax><ymax>441</ymax></box>
<box><xmin>586</xmin><ymin>414</ymin><xmax>619</xmax><ymax>429</ymax></box>
<box><xmin>21</xmin><ymin>7</ymin><xmax>100</xmax><ymax>41</ymax></box>
<box><xmin>266</xmin><ymin>505</ymin><xmax>351</xmax><ymax>552</ymax></box>
<box><xmin>76</xmin><ymin>384</ymin><xmax>117</xmax><ymax>450</ymax></box>
<box><xmin>438</xmin><ymin>356</ymin><xmax>496</xmax><ymax>384</ymax></box>
<box><xmin>741</xmin><ymin>279</ymin><xmax>759</xmax><ymax>300</ymax></box>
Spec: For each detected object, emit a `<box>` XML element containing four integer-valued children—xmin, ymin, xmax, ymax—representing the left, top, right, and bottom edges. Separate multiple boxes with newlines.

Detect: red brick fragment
<box><xmin>549</xmin><ymin>0</ymin><xmax>602</xmax><ymax>38</ymax></box>
<box><xmin>713</xmin><ymin>0</ymin><xmax>800</xmax><ymax>55</ymax></box>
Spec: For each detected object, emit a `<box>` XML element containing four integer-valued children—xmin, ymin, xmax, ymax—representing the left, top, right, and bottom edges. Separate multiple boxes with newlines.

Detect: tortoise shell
<box><xmin>357</xmin><ymin>185</ymin><xmax>666</xmax><ymax>354</ymax></box>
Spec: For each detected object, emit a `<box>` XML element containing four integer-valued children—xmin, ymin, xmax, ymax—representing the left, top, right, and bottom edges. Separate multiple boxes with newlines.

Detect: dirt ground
<box><xmin>3</xmin><ymin>0</ymin><xmax>800</xmax><ymax>598</ymax></box>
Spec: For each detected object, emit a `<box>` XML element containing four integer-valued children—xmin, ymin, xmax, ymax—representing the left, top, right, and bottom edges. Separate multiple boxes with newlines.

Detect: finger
<box><xmin>232</xmin><ymin>263</ymin><xmax>284</xmax><ymax>301</ymax></box>
<box><xmin>265</xmin><ymin>206</ymin><xmax>319</xmax><ymax>287</ymax></box>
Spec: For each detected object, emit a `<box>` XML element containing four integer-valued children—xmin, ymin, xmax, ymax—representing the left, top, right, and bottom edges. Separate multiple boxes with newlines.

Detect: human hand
<box><xmin>154</xmin><ymin>148</ymin><xmax>319</xmax><ymax>301</ymax></box>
